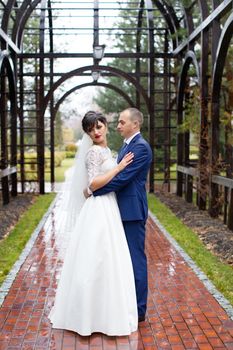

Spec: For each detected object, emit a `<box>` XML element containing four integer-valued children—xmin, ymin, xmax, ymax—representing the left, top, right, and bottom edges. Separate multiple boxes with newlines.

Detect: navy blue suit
<box><xmin>93</xmin><ymin>134</ymin><xmax>152</xmax><ymax>317</ymax></box>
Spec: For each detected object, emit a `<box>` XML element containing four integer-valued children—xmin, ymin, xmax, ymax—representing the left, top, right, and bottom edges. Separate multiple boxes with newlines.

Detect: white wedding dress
<box><xmin>49</xmin><ymin>145</ymin><xmax>138</xmax><ymax>336</ymax></box>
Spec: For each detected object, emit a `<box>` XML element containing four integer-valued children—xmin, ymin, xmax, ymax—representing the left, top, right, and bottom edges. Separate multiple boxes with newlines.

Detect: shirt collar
<box><xmin>124</xmin><ymin>131</ymin><xmax>140</xmax><ymax>145</ymax></box>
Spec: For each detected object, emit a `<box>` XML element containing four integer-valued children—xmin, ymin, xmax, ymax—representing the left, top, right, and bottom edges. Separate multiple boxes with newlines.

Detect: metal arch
<box><xmin>197</xmin><ymin>0</ymin><xmax>209</xmax><ymax>20</ymax></box>
<box><xmin>43</xmin><ymin>64</ymin><xmax>150</xmax><ymax>188</ymax></box>
<box><xmin>0</xmin><ymin>49</ymin><xmax>9</xmax><ymax>69</ymax></box>
<box><xmin>177</xmin><ymin>51</ymin><xmax>200</xmax><ymax>197</ymax></box>
<box><xmin>0</xmin><ymin>50</ymin><xmax>17</xmax><ymax>109</ymax></box>
<box><xmin>42</xmin><ymin>65</ymin><xmax>150</xmax><ymax>116</ymax></box>
<box><xmin>152</xmin><ymin>0</ymin><xmax>178</xmax><ymax>50</ymax></box>
<box><xmin>21</xmin><ymin>0</ymin><xmax>47</xmax><ymax>193</ymax></box>
<box><xmin>177</xmin><ymin>50</ymin><xmax>200</xmax><ymax>132</ymax></box>
<box><xmin>12</xmin><ymin>0</ymin><xmax>33</xmax><ymax>44</ymax></box>
<box><xmin>136</xmin><ymin>0</ymin><xmax>144</xmax><ymax>53</ymax></box>
<box><xmin>47</xmin><ymin>0</ymin><xmax>53</xmax><ymax>54</ymax></box>
<box><xmin>48</xmin><ymin>80</ymin><xmax>135</xmax><ymax>184</ymax></box>
<box><xmin>0</xmin><ymin>50</ymin><xmax>17</xmax><ymax>125</ymax></box>
<box><xmin>39</xmin><ymin>0</ymin><xmax>46</xmax><ymax>56</ymax></box>
<box><xmin>135</xmin><ymin>0</ymin><xmax>144</xmax><ymax>108</ymax></box>
<box><xmin>12</xmin><ymin>0</ymin><xmax>41</xmax><ymax>48</ymax></box>
<box><xmin>173</xmin><ymin>1</ymin><xmax>232</xmax><ymax>56</ymax></box>
<box><xmin>161</xmin><ymin>0</ymin><xmax>180</xmax><ymax>37</ymax></box>
<box><xmin>37</xmin><ymin>0</ymin><xmax>47</xmax><ymax>193</ymax></box>
<box><xmin>1</xmin><ymin>0</ymin><xmax>15</xmax><ymax>34</ymax></box>
<box><xmin>210</xmin><ymin>10</ymin><xmax>232</xmax><ymax>174</ymax></box>
<box><xmin>53</xmin><ymin>83</ymin><xmax>135</xmax><ymax>118</ymax></box>
<box><xmin>182</xmin><ymin>2</ymin><xmax>194</xmax><ymax>38</ymax></box>
<box><xmin>177</xmin><ymin>50</ymin><xmax>200</xmax><ymax>111</ymax></box>
<box><xmin>47</xmin><ymin>0</ymin><xmax>55</xmax><ymax>183</ymax></box>
<box><xmin>0</xmin><ymin>50</ymin><xmax>18</xmax><ymax>197</ymax></box>
<box><xmin>145</xmin><ymin>0</ymin><xmax>155</xmax><ymax>192</ymax></box>
<box><xmin>211</xmin><ymin>0</ymin><xmax>221</xmax><ymax>65</ymax></box>
<box><xmin>93</xmin><ymin>0</ymin><xmax>99</xmax><ymax>52</ymax></box>
<box><xmin>12</xmin><ymin>0</ymin><xmax>41</xmax><ymax>191</ymax></box>
<box><xmin>212</xmin><ymin>13</ymin><xmax>233</xmax><ymax>103</ymax></box>
<box><xmin>145</xmin><ymin>0</ymin><xmax>155</xmax><ymax>102</ymax></box>
<box><xmin>209</xmin><ymin>13</ymin><xmax>233</xmax><ymax>217</ymax></box>
<box><xmin>197</xmin><ymin>0</ymin><xmax>209</xmax><ymax>210</ymax></box>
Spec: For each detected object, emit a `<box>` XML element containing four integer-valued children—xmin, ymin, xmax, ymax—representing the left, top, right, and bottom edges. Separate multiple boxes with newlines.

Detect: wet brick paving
<box><xmin>0</xmin><ymin>194</ymin><xmax>233</xmax><ymax>349</ymax></box>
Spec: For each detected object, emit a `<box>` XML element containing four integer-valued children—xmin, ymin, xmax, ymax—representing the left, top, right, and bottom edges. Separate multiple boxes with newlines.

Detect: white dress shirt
<box><xmin>124</xmin><ymin>131</ymin><xmax>140</xmax><ymax>145</ymax></box>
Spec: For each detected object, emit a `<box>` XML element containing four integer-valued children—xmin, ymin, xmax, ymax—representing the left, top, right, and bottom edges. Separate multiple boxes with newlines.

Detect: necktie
<box><xmin>118</xmin><ymin>142</ymin><xmax>128</xmax><ymax>161</ymax></box>
<box><xmin>122</xmin><ymin>142</ymin><xmax>128</xmax><ymax>151</ymax></box>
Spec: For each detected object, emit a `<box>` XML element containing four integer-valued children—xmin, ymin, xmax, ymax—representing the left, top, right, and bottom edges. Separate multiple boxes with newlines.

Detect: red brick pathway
<box><xmin>0</xmin><ymin>196</ymin><xmax>233</xmax><ymax>349</ymax></box>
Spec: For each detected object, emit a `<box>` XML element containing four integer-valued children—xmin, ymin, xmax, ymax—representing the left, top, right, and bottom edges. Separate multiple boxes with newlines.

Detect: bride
<box><xmin>49</xmin><ymin>111</ymin><xmax>138</xmax><ymax>336</ymax></box>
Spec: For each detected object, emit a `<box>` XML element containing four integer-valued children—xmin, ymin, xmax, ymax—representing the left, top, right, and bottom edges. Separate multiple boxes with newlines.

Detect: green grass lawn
<box><xmin>55</xmin><ymin>158</ymin><xmax>74</xmax><ymax>182</ymax></box>
<box><xmin>148</xmin><ymin>193</ymin><xmax>233</xmax><ymax>306</ymax></box>
<box><xmin>45</xmin><ymin>158</ymin><xmax>75</xmax><ymax>182</ymax></box>
<box><xmin>0</xmin><ymin>193</ymin><xmax>56</xmax><ymax>286</ymax></box>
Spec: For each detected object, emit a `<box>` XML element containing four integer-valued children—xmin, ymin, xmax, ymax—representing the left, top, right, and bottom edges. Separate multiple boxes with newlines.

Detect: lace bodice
<box><xmin>85</xmin><ymin>145</ymin><xmax>115</xmax><ymax>185</ymax></box>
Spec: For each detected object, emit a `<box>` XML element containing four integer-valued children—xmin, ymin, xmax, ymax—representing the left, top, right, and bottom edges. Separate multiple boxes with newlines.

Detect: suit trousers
<box><xmin>122</xmin><ymin>220</ymin><xmax>147</xmax><ymax>317</ymax></box>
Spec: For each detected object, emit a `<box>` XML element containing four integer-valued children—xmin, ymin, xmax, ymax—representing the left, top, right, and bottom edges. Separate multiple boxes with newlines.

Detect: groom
<box><xmin>93</xmin><ymin>107</ymin><xmax>152</xmax><ymax>322</ymax></box>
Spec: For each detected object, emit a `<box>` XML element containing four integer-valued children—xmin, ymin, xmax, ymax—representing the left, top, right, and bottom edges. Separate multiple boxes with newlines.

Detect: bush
<box><xmin>44</xmin><ymin>151</ymin><xmax>66</xmax><ymax>167</ymax></box>
<box><xmin>54</xmin><ymin>152</ymin><xmax>66</xmax><ymax>167</ymax></box>
<box><xmin>21</xmin><ymin>151</ymin><xmax>67</xmax><ymax>180</ymax></box>
<box><xmin>24</xmin><ymin>153</ymin><xmax>37</xmax><ymax>171</ymax></box>
<box><xmin>65</xmin><ymin>151</ymin><xmax>76</xmax><ymax>158</ymax></box>
<box><xmin>65</xmin><ymin>143</ymin><xmax>78</xmax><ymax>152</ymax></box>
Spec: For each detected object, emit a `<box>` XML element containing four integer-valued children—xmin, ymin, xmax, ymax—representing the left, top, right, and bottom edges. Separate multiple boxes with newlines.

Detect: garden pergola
<box><xmin>1</xmin><ymin>0</ymin><xmax>233</xmax><ymax>230</ymax></box>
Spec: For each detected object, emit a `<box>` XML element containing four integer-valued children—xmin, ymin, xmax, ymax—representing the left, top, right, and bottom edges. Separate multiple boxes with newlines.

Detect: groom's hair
<box><xmin>126</xmin><ymin>108</ymin><xmax>143</xmax><ymax>126</ymax></box>
<box><xmin>82</xmin><ymin>111</ymin><xmax>107</xmax><ymax>133</ymax></box>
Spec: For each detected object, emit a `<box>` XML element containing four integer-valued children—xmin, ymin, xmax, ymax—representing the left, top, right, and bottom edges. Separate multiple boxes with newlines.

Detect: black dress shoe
<box><xmin>138</xmin><ymin>315</ymin><xmax>145</xmax><ymax>322</ymax></box>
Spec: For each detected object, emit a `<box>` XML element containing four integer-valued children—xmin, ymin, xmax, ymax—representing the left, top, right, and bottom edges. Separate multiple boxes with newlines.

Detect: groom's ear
<box><xmin>134</xmin><ymin>120</ymin><xmax>139</xmax><ymax>128</ymax></box>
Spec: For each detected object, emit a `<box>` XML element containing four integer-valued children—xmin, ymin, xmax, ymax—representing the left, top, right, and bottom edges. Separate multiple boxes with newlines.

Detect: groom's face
<box><xmin>117</xmin><ymin>111</ymin><xmax>137</xmax><ymax>139</ymax></box>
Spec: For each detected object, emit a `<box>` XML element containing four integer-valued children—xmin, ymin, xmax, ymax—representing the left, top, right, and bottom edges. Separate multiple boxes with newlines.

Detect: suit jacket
<box><xmin>93</xmin><ymin>134</ymin><xmax>152</xmax><ymax>221</ymax></box>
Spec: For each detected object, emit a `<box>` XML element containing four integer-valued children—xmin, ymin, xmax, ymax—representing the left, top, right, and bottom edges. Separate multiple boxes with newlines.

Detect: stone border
<box><xmin>149</xmin><ymin>210</ymin><xmax>233</xmax><ymax>321</ymax></box>
<box><xmin>0</xmin><ymin>195</ymin><xmax>58</xmax><ymax>306</ymax></box>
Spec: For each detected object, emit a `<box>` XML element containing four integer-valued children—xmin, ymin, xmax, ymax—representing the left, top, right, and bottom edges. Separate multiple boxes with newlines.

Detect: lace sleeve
<box><xmin>85</xmin><ymin>146</ymin><xmax>103</xmax><ymax>185</ymax></box>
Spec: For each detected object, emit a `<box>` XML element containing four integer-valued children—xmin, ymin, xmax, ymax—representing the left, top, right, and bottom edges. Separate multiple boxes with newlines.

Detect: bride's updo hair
<box><xmin>82</xmin><ymin>111</ymin><xmax>107</xmax><ymax>133</ymax></box>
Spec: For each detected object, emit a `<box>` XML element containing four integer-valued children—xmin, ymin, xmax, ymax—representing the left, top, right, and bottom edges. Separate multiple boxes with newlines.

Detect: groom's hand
<box><xmin>83</xmin><ymin>187</ymin><xmax>92</xmax><ymax>198</ymax></box>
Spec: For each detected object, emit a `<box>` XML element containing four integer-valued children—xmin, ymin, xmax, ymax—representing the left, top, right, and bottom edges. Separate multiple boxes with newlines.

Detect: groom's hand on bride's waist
<box><xmin>83</xmin><ymin>187</ymin><xmax>92</xmax><ymax>198</ymax></box>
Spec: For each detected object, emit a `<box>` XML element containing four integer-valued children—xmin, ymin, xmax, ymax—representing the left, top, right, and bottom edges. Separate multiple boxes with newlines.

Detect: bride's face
<box><xmin>88</xmin><ymin>120</ymin><xmax>107</xmax><ymax>146</ymax></box>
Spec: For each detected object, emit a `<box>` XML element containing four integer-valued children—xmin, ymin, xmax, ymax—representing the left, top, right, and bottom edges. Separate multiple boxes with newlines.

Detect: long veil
<box><xmin>58</xmin><ymin>133</ymin><xmax>93</xmax><ymax>233</ymax></box>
